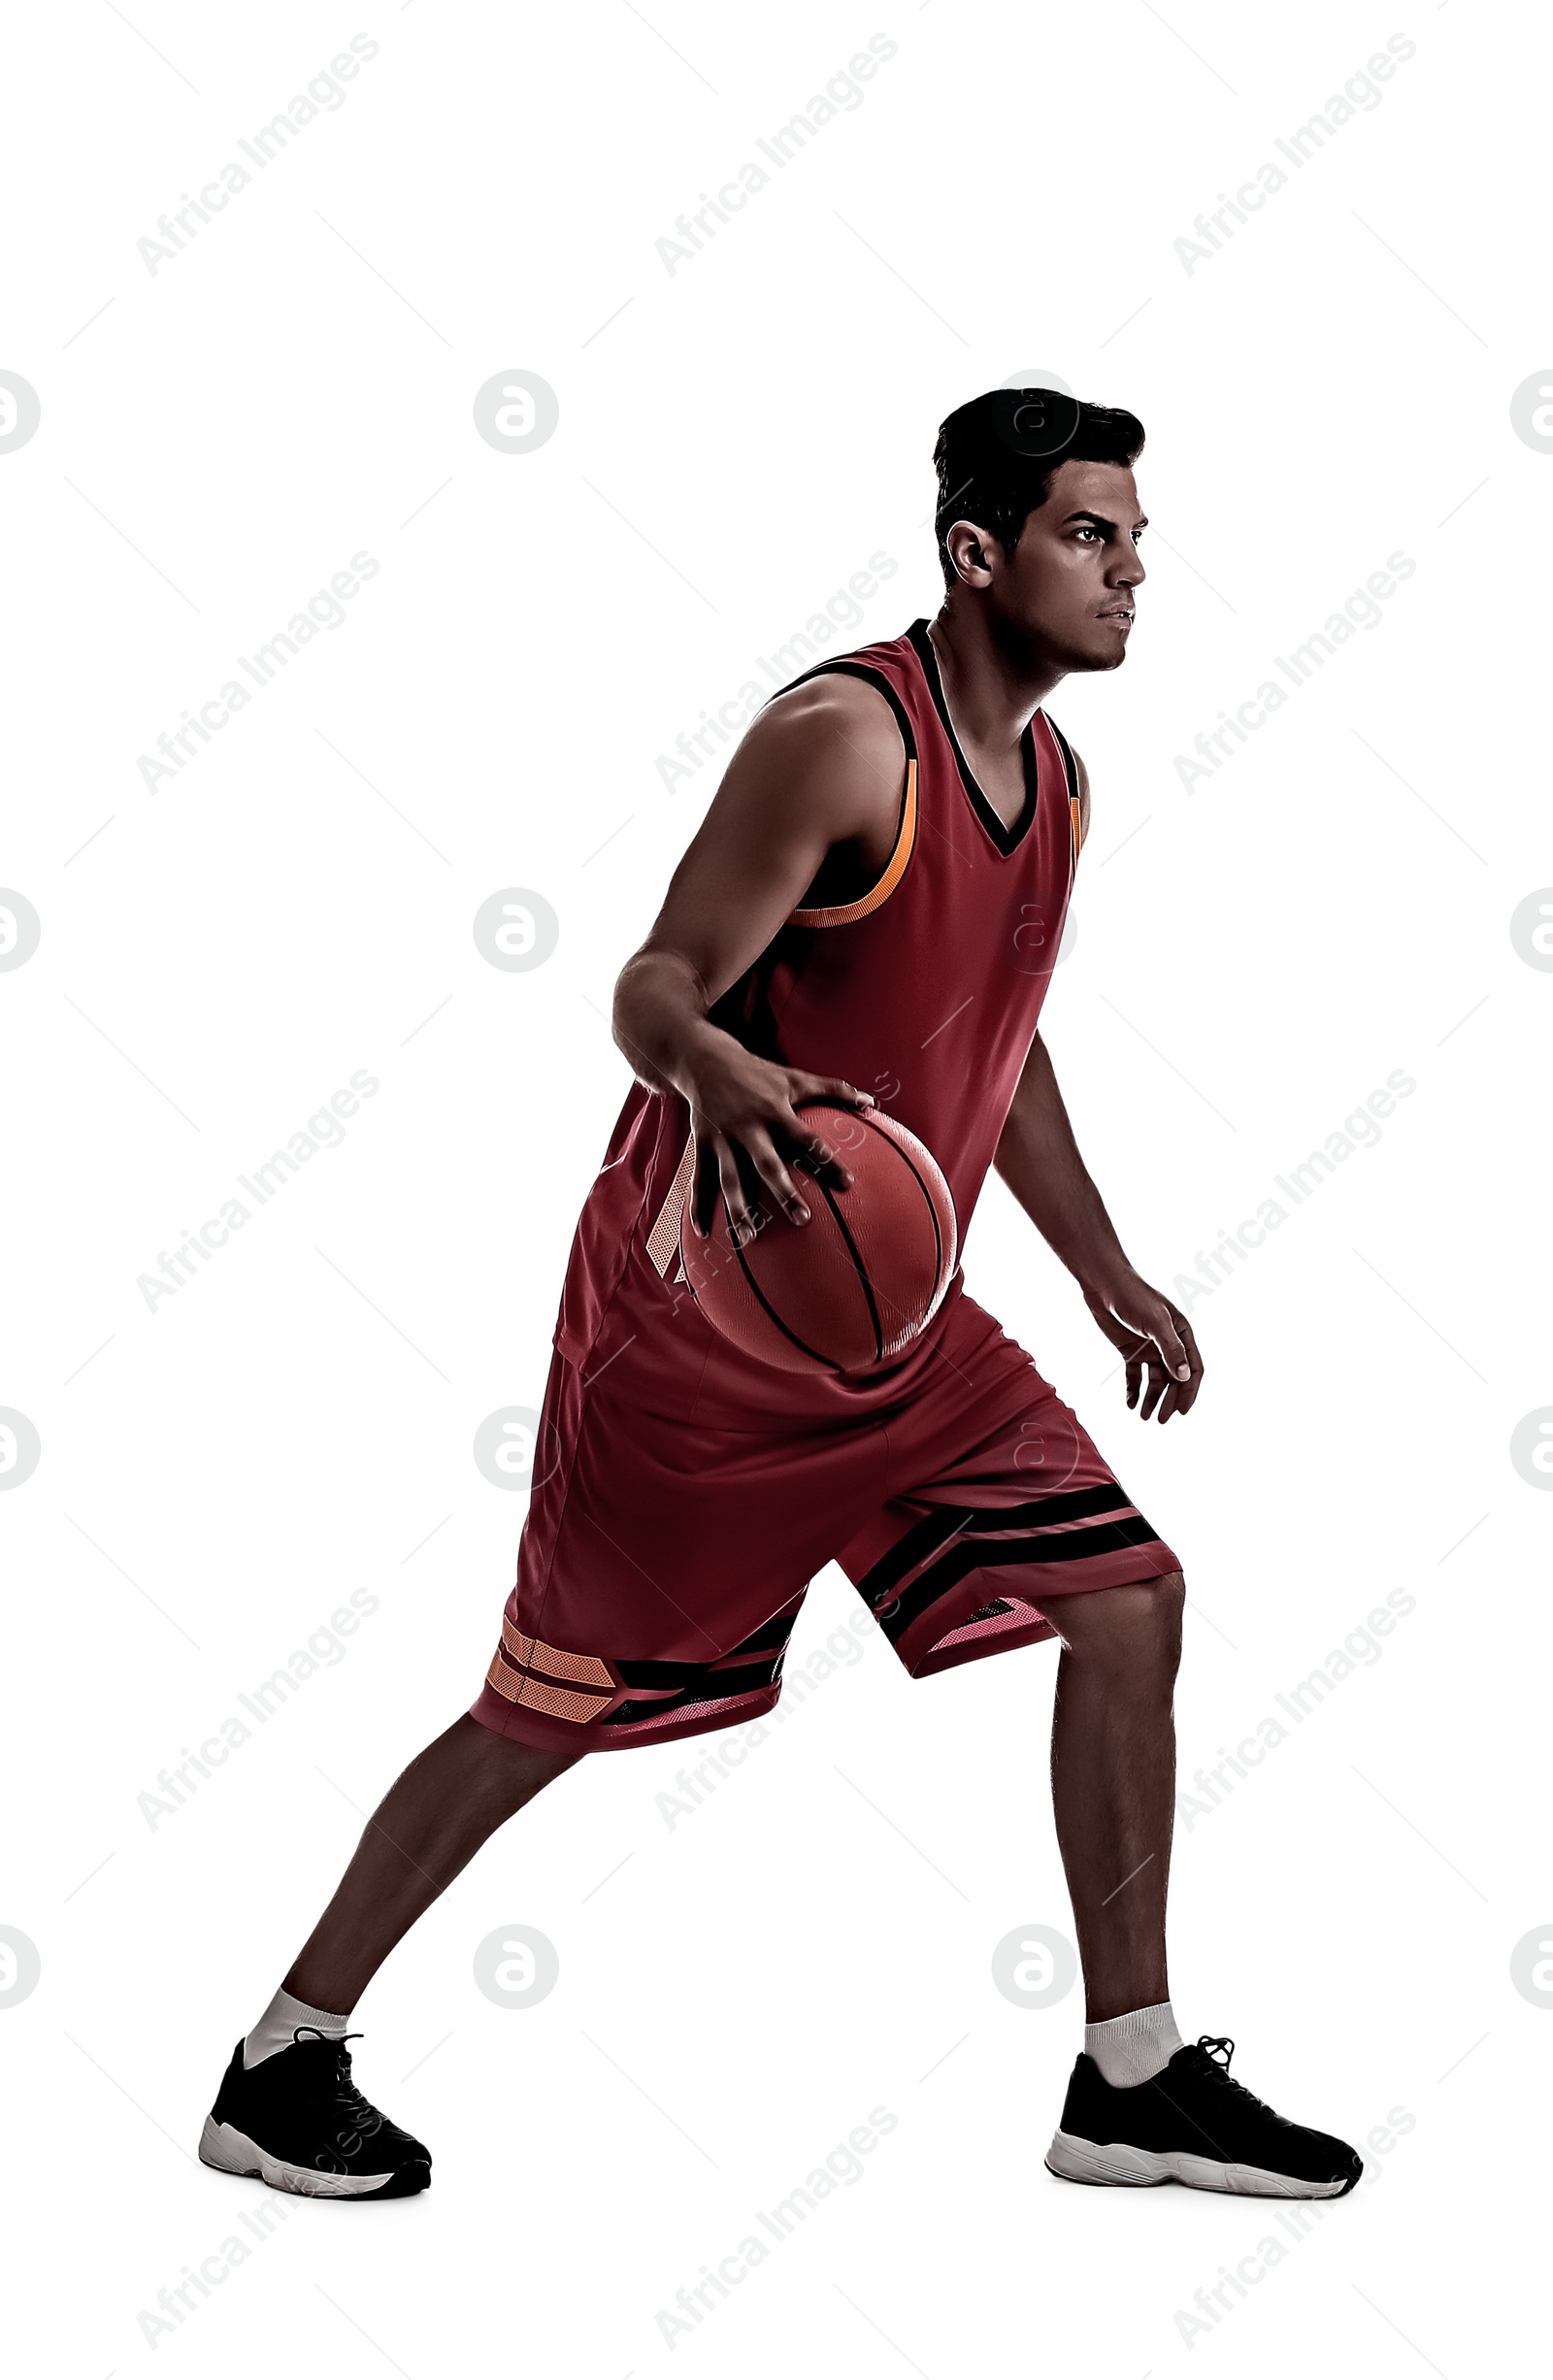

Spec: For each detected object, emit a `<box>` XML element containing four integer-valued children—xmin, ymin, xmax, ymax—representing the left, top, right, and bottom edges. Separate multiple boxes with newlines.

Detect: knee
<box><xmin>460</xmin><ymin>1715</ymin><xmax>581</xmax><ymax>1807</ymax></box>
<box><xmin>1056</xmin><ymin>1570</ymin><xmax>1184</xmax><ymax>1683</ymax></box>
<box><xmin>1149</xmin><ymin>1570</ymin><xmax>1186</xmax><ymax>1674</ymax></box>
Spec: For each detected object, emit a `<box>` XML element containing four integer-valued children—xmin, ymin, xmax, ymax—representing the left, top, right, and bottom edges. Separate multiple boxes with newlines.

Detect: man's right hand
<box><xmin>682</xmin><ymin>1033</ymin><xmax>875</xmax><ymax>1244</ymax></box>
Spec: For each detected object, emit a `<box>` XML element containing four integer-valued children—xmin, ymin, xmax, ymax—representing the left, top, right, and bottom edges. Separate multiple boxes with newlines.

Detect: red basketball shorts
<box><xmin>469</xmin><ymin>1290</ymin><xmax>1181</xmax><ymax>1755</ymax></box>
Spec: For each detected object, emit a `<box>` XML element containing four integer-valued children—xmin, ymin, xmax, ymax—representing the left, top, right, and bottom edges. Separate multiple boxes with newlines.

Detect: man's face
<box><xmin>973</xmin><ymin>457</ymin><xmax>1146</xmax><ymax>673</ymax></box>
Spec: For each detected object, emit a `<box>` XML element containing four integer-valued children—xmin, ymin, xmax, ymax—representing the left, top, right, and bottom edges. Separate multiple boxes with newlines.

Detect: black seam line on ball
<box><xmin>810</xmin><ymin>1174</ymin><xmax>883</xmax><ymax>1366</ymax></box>
<box><xmin>870</xmin><ymin>1120</ymin><xmax>946</xmax><ymax>1303</ymax></box>
<box><xmin>725</xmin><ymin>1212</ymin><xmax>838</xmax><ymax>1371</ymax></box>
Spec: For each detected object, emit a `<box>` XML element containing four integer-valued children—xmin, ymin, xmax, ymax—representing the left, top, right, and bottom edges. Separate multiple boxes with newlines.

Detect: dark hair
<box><xmin>933</xmin><ymin>387</ymin><xmax>1145</xmax><ymax>589</ymax></box>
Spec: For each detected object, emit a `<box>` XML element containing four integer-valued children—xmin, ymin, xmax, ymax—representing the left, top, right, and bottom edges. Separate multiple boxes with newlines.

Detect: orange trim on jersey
<box><xmin>788</xmin><ymin>758</ymin><xmax>917</xmax><ymax>929</ymax></box>
<box><xmin>1070</xmin><ymin>792</ymin><xmax>1084</xmax><ymax>863</ymax></box>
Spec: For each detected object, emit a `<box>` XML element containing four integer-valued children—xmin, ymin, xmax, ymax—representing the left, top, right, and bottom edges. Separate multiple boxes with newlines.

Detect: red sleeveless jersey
<box><xmin>553</xmin><ymin>618</ymin><xmax>1082</xmax><ymax>1422</ymax></box>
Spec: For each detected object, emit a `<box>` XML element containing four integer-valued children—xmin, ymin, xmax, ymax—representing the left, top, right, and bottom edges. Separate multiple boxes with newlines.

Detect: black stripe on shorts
<box><xmin>856</xmin><ymin>1485</ymin><xmax>1137</xmax><ymax>1614</ymax></box>
<box><xmin>870</xmin><ymin>1513</ymin><xmax>1166</xmax><ymax>1645</ymax></box>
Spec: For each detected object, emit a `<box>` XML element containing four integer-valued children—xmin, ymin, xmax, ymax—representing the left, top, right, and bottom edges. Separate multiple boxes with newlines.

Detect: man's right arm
<box><xmin>613</xmin><ymin>675</ymin><xmax>904</xmax><ymax>1242</ymax></box>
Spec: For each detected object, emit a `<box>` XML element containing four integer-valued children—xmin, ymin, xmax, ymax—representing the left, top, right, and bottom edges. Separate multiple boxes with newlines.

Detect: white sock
<box><xmin>1084</xmin><ymin>2000</ymin><xmax>1184</xmax><ymax>2088</ymax></box>
<box><xmin>243</xmin><ymin>1985</ymin><xmax>353</xmax><ymax>2069</ymax></box>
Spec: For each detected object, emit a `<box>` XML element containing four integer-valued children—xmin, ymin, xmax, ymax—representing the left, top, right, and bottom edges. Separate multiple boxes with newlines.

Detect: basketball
<box><xmin>679</xmin><ymin>1100</ymin><xmax>958</xmax><ymax>1376</ymax></box>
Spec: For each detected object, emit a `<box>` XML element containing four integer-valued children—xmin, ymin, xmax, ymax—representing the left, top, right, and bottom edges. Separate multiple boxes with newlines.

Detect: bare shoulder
<box><xmin>727</xmin><ymin>670</ymin><xmax>906</xmax><ymax>836</ymax></box>
<box><xmin>736</xmin><ymin>670</ymin><xmax>905</xmax><ymax>775</ymax></box>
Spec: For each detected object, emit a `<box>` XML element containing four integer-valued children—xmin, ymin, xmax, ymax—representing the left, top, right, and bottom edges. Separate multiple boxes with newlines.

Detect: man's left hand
<box><xmin>1082</xmin><ymin>1271</ymin><xmax>1204</xmax><ymax>1422</ymax></box>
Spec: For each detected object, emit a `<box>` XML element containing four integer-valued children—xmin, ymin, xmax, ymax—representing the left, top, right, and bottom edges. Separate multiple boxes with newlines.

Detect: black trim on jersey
<box><xmin>766</xmin><ymin>657</ymin><xmax>917</xmax><ymax>924</ymax></box>
<box><xmin>1046</xmin><ymin>712</ymin><xmax>1080</xmax><ymax>810</ymax></box>
<box><xmin>709</xmin><ymin>656</ymin><xmax>916</xmax><ymax>1056</ymax></box>
<box><xmin>765</xmin><ymin>656</ymin><xmax>918</xmax><ymax>770</ymax></box>
<box><xmin>907</xmin><ymin>618</ymin><xmax>1039</xmax><ymax>857</ymax></box>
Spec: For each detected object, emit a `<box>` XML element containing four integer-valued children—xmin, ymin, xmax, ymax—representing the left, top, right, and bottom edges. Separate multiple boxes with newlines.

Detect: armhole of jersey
<box><xmin>766</xmin><ymin>660</ymin><xmax>919</xmax><ymax>930</ymax></box>
<box><xmin>789</xmin><ymin>759</ymin><xmax>916</xmax><ymax>928</ymax></box>
<box><xmin>1046</xmin><ymin>713</ymin><xmax>1083</xmax><ymax>864</ymax></box>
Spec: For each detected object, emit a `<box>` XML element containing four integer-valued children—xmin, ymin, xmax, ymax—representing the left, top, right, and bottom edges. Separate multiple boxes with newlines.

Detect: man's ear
<box><xmin>943</xmin><ymin>518</ymin><xmax>998</xmax><ymax>589</ymax></box>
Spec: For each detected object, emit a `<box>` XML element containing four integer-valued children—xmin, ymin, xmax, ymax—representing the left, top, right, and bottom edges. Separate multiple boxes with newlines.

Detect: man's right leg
<box><xmin>283</xmin><ymin>1714</ymin><xmax>579</xmax><ymax>2013</ymax></box>
<box><xmin>200</xmin><ymin>1717</ymin><xmax>578</xmax><ymax>2198</ymax></box>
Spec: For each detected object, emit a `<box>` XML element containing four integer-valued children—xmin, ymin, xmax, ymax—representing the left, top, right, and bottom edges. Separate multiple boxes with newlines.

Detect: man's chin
<box><xmin>1065</xmin><ymin>631</ymin><xmax>1133</xmax><ymax>675</ymax></box>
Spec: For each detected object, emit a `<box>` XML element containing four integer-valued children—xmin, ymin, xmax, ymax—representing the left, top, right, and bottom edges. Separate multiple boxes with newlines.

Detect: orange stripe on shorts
<box><xmin>500</xmin><ymin>1613</ymin><xmax>612</xmax><ymax>1687</ymax></box>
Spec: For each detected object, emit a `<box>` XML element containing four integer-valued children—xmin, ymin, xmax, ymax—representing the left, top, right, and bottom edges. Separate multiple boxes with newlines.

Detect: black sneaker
<box><xmin>199</xmin><ymin>2029</ymin><xmax>431</xmax><ymax>2198</ymax></box>
<box><xmin>1046</xmin><ymin>2034</ymin><xmax>1362</xmax><ymax>2198</ymax></box>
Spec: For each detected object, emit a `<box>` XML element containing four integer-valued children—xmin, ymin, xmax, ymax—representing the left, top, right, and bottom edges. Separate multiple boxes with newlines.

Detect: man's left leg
<box><xmin>834</xmin><ymin>1298</ymin><xmax>1363</xmax><ymax>2198</ymax></box>
<box><xmin>1035</xmin><ymin>1570</ymin><xmax>1362</xmax><ymax>2197</ymax></box>
<box><xmin>1040</xmin><ymin>1573</ymin><xmax>1181</xmax><ymax>2027</ymax></box>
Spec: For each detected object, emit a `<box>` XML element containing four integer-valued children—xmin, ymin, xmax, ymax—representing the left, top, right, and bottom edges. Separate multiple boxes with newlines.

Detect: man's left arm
<box><xmin>991</xmin><ymin>754</ymin><xmax>1204</xmax><ymax>1423</ymax></box>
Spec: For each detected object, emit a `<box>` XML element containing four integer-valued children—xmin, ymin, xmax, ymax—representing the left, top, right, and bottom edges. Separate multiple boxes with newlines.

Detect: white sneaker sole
<box><xmin>199</xmin><ymin>2114</ymin><xmax>399</xmax><ymax>2198</ymax></box>
<box><xmin>1045</xmin><ymin>2127</ymin><xmax>1352</xmax><ymax>2198</ymax></box>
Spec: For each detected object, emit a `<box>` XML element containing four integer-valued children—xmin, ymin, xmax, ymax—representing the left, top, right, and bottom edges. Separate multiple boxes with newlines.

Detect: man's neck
<box><xmin>929</xmin><ymin>603</ymin><xmax>1061</xmax><ymax>758</ymax></box>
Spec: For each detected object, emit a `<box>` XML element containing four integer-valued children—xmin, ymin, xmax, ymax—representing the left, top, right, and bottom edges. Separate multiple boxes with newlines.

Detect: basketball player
<box><xmin>201</xmin><ymin>390</ymin><xmax>1361</xmax><ymax>2200</ymax></box>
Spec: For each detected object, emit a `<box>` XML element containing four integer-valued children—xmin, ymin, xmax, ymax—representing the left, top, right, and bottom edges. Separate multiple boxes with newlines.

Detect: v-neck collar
<box><xmin>908</xmin><ymin>617</ymin><xmax>1040</xmax><ymax>857</ymax></box>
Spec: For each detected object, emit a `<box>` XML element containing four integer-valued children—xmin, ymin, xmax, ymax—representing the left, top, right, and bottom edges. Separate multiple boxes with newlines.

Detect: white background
<box><xmin>3</xmin><ymin>0</ymin><xmax>1548</xmax><ymax>2371</ymax></box>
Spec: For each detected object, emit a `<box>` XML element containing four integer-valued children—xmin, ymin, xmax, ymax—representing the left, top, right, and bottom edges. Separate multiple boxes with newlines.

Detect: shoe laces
<box><xmin>292</xmin><ymin>2027</ymin><xmax>379</xmax><ymax>2130</ymax></box>
<box><xmin>1191</xmin><ymin>2034</ymin><xmax>1272</xmax><ymax>2116</ymax></box>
